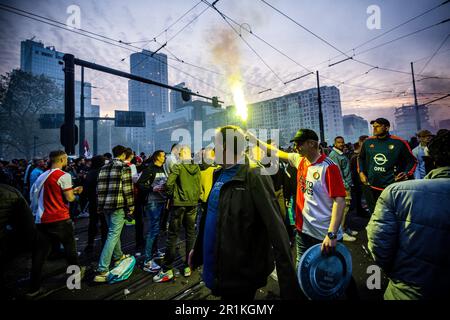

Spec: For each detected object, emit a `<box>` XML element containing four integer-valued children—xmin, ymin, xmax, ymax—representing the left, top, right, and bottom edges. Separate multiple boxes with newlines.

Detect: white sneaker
<box><xmin>143</xmin><ymin>259</ymin><xmax>161</xmax><ymax>273</ymax></box>
<box><xmin>343</xmin><ymin>233</ymin><xmax>357</xmax><ymax>242</ymax></box>
<box><xmin>345</xmin><ymin>228</ymin><xmax>358</xmax><ymax>236</ymax></box>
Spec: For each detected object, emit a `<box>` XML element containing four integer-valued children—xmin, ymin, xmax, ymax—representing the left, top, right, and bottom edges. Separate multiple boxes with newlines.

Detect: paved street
<box><xmin>3</xmin><ymin>208</ymin><xmax>388</xmax><ymax>301</ymax></box>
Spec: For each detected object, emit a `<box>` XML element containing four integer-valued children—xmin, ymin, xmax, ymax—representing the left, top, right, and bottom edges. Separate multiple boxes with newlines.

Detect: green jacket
<box><xmin>357</xmin><ymin>134</ymin><xmax>417</xmax><ymax>190</ymax></box>
<box><xmin>166</xmin><ymin>162</ymin><xmax>201</xmax><ymax>207</ymax></box>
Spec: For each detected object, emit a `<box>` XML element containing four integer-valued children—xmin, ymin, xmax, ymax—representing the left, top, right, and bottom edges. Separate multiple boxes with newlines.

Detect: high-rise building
<box><xmin>20</xmin><ymin>39</ymin><xmax>93</xmax><ymax>116</ymax></box>
<box><xmin>91</xmin><ymin>105</ymin><xmax>100</xmax><ymax>117</ymax></box>
<box><xmin>247</xmin><ymin>86</ymin><xmax>344</xmax><ymax>146</ymax></box>
<box><xmin>129</xmin><ymin>50</ymin><xmax>168</xmax><ymax>153</ymax></box>
<box><xmin>394</xmin><ymin>105</ymin><xmax>434</xmax><ymax>140</ymax></box>
<box><xmin>170</xmin><ymin>82</ymin><xmax>187</xmax><ymax>112</ymax></box>
<box><xmin>343</xmin><ymin>114</ymin><xmax>369</xmax><ymax>144</ymax></box>
<box><xmin>157</xmin><ymin>86</ymin><xmax>344</xmax><ymax>149</ymax></box>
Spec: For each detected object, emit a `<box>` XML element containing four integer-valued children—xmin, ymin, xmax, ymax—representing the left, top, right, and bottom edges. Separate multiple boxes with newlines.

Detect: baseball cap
<box><xmin>297</xmin><ymin>243</ymin><xmax>353</xmax><ymax>300</ymax></box>
<box><xmin>370</xmin><ymin>118</ymin><xmax>390</xmax><ymax>127</ymax></box>
<box><xmin>290</xmin><ymin>129</ymin><xmax>319</xmax><ymax>143</ymax></box>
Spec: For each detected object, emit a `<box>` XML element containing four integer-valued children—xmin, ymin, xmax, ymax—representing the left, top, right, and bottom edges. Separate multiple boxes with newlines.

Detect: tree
<box><xmin>0</xmin><ymin>69</ymin><xmax>63</xmax><ymax>159</ymax></box>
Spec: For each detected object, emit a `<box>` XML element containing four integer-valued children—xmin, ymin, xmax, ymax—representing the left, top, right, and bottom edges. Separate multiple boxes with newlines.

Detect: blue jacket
<box><xmin>366</xmin><ymin>166</ymin><xmax>450</xmax><ymax>299</ymax></box>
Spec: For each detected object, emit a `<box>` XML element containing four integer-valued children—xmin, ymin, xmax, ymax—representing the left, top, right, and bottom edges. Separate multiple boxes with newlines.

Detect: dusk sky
<box><xmin>0</xmin><ymin>0</ymin><xmax>449</xmax><ymax>127</ymax></box>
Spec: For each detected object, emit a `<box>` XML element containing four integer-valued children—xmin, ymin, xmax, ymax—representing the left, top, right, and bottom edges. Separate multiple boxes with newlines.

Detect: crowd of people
<box><xmin>0</xmin><ymin>118</ymin><xmax>449</xmax><ymax>300</ymax></box>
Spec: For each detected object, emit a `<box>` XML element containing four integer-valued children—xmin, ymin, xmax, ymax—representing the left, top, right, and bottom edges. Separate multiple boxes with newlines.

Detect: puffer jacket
<box><xmin>366</xmin><ymin>166</ymin><xmax>450</xmax><ymax>299</ymax></box>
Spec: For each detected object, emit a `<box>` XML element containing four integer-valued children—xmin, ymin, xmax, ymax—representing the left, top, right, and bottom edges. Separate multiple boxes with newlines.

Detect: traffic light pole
<box><xmin>93</xmin><ymin>118</ymin><xmax>98</xmax><ymax>156</ymax></box>
<box><xmin>62</xmin><ymin>53</ymin><xmax>224</xmax><ymax>155</ymax></box>
<box><xmin>316</xmin><ymin>71</ymin><xmax>325</xmax><ymax>143</ymax></box>
<box><xmin>62</xmin><ymin>54</ymin><xmax>77</xmax><ymax>155</ymax></box>
<box><xmin>411</xmin><ymin>62</ymin><xmax>421</xmax><ymax>131</ymax></box>
<box><xmin>79</xmin><ymin>66</ymin><xmax>85</xmax><ymax>156</ymax></box>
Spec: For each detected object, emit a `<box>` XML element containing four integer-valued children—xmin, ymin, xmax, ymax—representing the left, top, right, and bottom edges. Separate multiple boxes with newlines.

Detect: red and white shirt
<box><xmin>288</xmin><ymin>153</ymin><xmax>346</xmax><ymax>240</ymax></box>
<box><xmin>33</xmin><ymin>168</ymin><xmax>73</xmax><ymax>224</ymax></box>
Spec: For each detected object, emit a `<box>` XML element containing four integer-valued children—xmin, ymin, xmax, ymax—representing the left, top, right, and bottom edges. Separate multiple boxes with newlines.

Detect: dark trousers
<box><xmin>134</xmin><ymin>198</ymin><xmax>145</xmax><ymax>247</ymax></box>
<box><xmin>296</xmin><ymin>232</ymin><xmax>359</xmax><ymax>300</ymax></box>
<box><xmin>362</xmin><ymin>186</ymin><xmax>383</xmax><ymax>214</ymax></box>
<box><xmin>350</xmin><ymin>183</ymin><xmax>365</xmax><ymax>216</ymax></box>
<box><xmin>162</xmin><ymin>206</ymin><xmax>197</xmax><ymax>270</ymax></box>
<box><xmin>31</xmin><ymin>219</ymin><xmax>79</xmax><ymax>291</ymax></box>
<box><xmin>87</xmin><ymin>200</ymin><xmax>108</xmax><ymax>247</ymax></box>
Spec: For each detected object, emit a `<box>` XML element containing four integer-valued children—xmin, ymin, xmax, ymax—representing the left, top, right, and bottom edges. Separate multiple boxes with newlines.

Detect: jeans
<box><xmin>31</xmin><ymin>219</ymin><xmax>79</xmax><ymax>291</ymax></box>
<box><xmin>144</xmin><ymin>201</ymin><xmax>165</xmax><ymax>262</ymax></box>
<box><xmin>162</xmin><ymin>206</ymin><xmax>197</xmax><ymax>270</ymax></box>
<box><xmin>98</xmin><ymin>208</ymin><xmax>126</xmax><ymax>272</ymax></box>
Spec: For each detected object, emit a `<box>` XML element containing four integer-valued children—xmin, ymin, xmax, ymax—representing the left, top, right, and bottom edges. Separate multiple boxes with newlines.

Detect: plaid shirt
<box><xmin>97</xmin><ymin>159</ymin><xmax>134</xmax><ymax>211</ymax></box>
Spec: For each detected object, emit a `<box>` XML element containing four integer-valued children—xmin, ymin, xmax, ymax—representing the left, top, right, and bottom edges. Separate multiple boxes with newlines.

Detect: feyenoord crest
<box><xmin>313</xmin><ymin>172</ymin><xmax>320</xmax><ymax>180</ymax></box>
<box><xmin>389</xmin><ymin>144</ymin><xmax>394</xmax><ymax>150</ymax></box>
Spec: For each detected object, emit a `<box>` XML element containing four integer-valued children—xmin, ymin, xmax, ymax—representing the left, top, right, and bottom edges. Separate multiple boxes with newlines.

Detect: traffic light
<box><xmin>212</xmin><ymin>96</ymin><xmax>220</xmax><ymax>108</ymax></box>
<box><xmin>60</xmin><ymin>123</ymin><xmax>78</xmax><ymax>154</ymax></box>
<box><xmin>181</xmin><ymin>87</ymin><xmax>192</xmax><ymax>102</ymax></box>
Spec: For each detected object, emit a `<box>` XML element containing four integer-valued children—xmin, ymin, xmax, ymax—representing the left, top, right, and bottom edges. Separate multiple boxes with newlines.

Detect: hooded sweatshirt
<box><xmin>166</xmin><ymin>162</ymin><xmax>201</xmax><ymax>207</ymax></box>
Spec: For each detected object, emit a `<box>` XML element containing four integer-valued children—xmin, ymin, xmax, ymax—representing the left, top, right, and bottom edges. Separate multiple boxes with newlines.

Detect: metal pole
<box><xmin>62</xmin><ymin>54</ymin><xmax>76</xmax><ymax>155</ymax></box>
<box><xmin>73</xmin><ymin>57</ymin><xmax>223</xmax><ymax>104</ymax></box>
<box><xmin>411</xmin><ymin>62</ymin><xmax>421</xmax><ymax>131</ymax></box>
<box><xmin>93</xmin><ymin>119</ymin><xmax>98</xmax><ymax>156</ymax></box>
<box><xmin>109</xmin><ymin>121</ymin><xmax>112</xmax><ymax>152</ymax></box>
<box><xmin>79</xmin><ymin>66</ymin><xmax>85</xmax><ymax>156</ymax></box>
<box><xmin>316</xmin><ymin>71</ymin><xmax>325</xmax><ymax>142</ymax></box>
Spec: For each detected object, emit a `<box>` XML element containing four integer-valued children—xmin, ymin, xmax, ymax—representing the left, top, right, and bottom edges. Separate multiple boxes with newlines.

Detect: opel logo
<box><xmin>374</xmin><ymin>153</ymin><xmax>388</xmax><ymax>166</ymax></box>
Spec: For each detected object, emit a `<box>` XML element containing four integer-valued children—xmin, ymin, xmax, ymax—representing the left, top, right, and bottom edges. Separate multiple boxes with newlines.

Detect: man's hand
<box><xmin>395</xmin><ymin>172</ymin><xmax>408</xmax><ymax>182</ymax></box>
<box><xmin>321</xmin><ymin>236</ymin><xmax>337</xmax><ymax>255</ymax></box>
<box><xmin>359</xmin><ymin>172</ymin><xmax>369</xmax><ymax>185</ymax></box>
<box><xmin>73</xmin><ymin>186</ymin><xmax>83</xmax><ymax>194</ymax></box>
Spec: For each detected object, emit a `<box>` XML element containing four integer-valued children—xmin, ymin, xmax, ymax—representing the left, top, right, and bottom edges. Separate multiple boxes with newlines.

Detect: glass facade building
<box><xmin>129</xmin><ymin>50</ymin><xmax>169</xmax><ymax>152</ymax></box>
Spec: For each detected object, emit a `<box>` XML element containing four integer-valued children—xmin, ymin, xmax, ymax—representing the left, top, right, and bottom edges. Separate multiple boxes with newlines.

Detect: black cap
<box><xmin>290</xmin><ymin>129</ymin><xmax>319</xmax><ymax>143</ymax></box>
<box><xmin>370</xmin><ymin>118</ymin><xmax>390</xmax><ymax>127</ymax></box>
